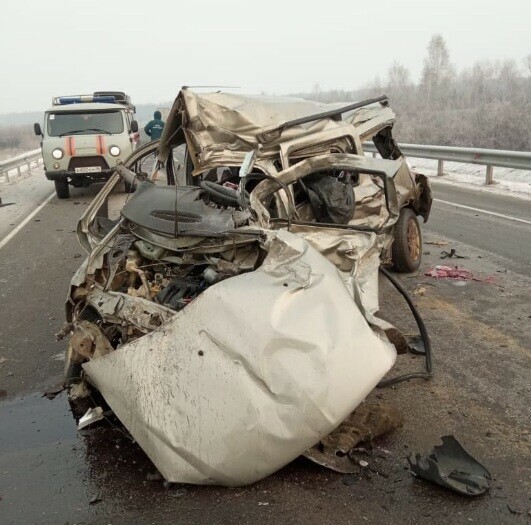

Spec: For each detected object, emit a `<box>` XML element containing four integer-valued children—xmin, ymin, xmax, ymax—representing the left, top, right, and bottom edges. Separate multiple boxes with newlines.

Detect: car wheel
<box><xmin>54</xmin><ymin>179</ymin><xmax>70</xmax><ymax>199</ymax></box>
<box><xmin>392</xmin><ymin>208</ymin><xmax>422</xmax><ymax>273</ymax></box>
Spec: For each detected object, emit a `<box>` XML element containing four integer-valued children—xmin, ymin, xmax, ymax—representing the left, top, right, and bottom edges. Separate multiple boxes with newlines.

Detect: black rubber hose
<box><xmin>377</xmin><ymin>266</ymin><xmax>433</xmax><ymax>387</ymax></box>
<box><xmin>199</xmin><ymin>180</ymin><xmax>239</xmax><ymax>206</ymax></box>
<box><xmin>199</xmin><ymin>180</ymin><xmax>249</xmax><ymax>207</ymax></box>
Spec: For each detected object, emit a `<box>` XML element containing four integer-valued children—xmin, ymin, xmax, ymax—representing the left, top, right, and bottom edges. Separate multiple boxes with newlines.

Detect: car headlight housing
<box><xmin>109</xmin><ymin>145</ymin><xmax>121</xmax><ymax>157</ymax></box>
<box><xmin>52</xmin><ymin>148</ymin><xmax>64</xmax><ymax>159</ymax></box>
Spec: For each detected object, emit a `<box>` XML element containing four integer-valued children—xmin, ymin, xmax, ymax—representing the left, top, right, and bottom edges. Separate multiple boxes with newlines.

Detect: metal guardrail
<box><xmin>363</xmin><ymin>143</ymin><xmax>531</xmax><ymax>185</ymax></box>
<box><xmin>0</xmin><ymin>149</ymin><xmax>42</xmax><ymax>182</ymax></box>
<box><xmin>1</xmin><ymin>144</ymin><xmax>530</xmax><ymax>186</ymax></box>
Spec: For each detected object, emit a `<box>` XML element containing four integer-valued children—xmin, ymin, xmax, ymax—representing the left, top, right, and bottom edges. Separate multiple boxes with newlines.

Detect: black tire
<box><xmin>54</xmin><ymin>179</ymin><xmax>70</xmax><ymax>199</ymax></box>
<box><xmin>392</xmin><ymin>208</ymin><xmax>422</xmax><ymax>273</ymax></box>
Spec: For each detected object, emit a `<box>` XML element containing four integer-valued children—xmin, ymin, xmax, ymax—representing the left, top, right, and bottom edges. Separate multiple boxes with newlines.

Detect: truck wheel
<box><xmin>54</xmin><ymin>180</ymin><xmax>70</xmax><ymax>199</ymax></box>
<box><xmin>392</xmin><ymin>208</ymin><xmax>422</xmax><ymax>273</ymax></box>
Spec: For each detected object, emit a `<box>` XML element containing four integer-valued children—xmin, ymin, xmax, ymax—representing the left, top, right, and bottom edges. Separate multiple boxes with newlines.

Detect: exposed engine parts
<box><xmin>69</xmin><ymin>235</ymin><xmax>260</xmax><ymax>354</ymax></box>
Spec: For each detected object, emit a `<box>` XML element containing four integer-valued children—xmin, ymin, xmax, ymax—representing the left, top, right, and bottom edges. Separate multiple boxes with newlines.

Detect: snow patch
<box><xmin>409</xmin><ymin>158</ymin><xmax>531</xmax><ymax>200</ymax></box>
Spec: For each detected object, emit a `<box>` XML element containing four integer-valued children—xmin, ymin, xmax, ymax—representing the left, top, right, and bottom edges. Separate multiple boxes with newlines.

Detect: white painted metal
<box><xmin>363</xmin><ymin>142</ymin><xmax>531</xmax><ymax>185</ymax></box>
<box><xmin>0</xmin><ymin>148</ymin><xmax>42</xmax><ymax>181</ymax></box>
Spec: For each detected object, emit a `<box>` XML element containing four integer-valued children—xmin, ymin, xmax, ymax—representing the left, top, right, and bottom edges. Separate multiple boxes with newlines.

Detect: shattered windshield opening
<box><xmin>264</xmin><ymin>168</ymin><xmax>394</xmax><ymax>232</ymax></box>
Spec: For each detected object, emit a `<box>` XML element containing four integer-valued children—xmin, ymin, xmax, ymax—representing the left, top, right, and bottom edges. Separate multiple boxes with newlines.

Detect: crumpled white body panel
<box><xmin>84</xmin><ymin>230</ymin><xmax>396</xmax><ymax>486</ymax></box>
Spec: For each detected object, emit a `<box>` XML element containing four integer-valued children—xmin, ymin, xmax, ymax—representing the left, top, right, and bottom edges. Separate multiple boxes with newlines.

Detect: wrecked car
<box><xmin>59</xmin><ymin>90</ymin><xmax>432</xmax><ymax>486</ymax></box>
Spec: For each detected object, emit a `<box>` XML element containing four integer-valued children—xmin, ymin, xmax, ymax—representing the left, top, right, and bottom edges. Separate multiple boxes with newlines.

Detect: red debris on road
<box><xmin>424</xmin><ymin>265</ymin><xmax>496</xmax><ymax>283</ymax></box>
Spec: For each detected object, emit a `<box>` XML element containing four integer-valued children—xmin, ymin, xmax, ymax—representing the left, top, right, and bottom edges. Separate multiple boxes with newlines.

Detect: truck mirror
<box><xmin>130</xmin><ymin>120</ymin><xmax>139</xmax><ymax>133</ymax></box>
<box><xmin>34</xmin><ymin>123</ymin><xmax>42</xmax><ymax>136</ymax></box>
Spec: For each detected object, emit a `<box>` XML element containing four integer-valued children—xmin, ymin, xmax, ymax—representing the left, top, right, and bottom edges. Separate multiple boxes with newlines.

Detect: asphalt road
<box><xmin>0</xmin><ymin>170</ymin><xmax>530</xmax><ymax>524</ymax></box>
<box><xmin>427</xmin><ymin>180</ymin><xmax>531</xmax><ymax>275</ymax></box>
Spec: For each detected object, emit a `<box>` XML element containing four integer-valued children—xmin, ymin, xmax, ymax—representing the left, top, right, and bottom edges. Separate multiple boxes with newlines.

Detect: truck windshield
<box><xmin>47</xmin><ymin>110</ymin><xmax>124</xmax><ymax>137</ymax></box>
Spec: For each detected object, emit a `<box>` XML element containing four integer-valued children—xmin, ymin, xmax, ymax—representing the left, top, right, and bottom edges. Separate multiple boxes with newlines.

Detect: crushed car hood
<box><xmin>83</xmin><ymin>229</ymin><xmax>396</xmax><ymax>486</ymax></box>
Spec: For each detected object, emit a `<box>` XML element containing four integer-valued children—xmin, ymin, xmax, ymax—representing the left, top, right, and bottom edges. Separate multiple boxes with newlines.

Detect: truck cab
<box><xmin>34</xmin><ymin>91</ymin><xmax>139</xmax><ymax>198</ymax></box>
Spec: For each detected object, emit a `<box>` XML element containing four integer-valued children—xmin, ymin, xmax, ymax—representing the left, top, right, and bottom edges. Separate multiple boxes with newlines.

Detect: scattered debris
<box><xmin>412</xmin><ymin>285</ymin><xmax>426</xmax><ymax>296</ymax></box>
<box><xmin>342</xmin><ymin>474</ymin><xmax>360</xmax><ymax>486</ymax></box>
<box><xmin>408</xmin><ymin>435</ymin><xmax>492</xmax><ymax>496</ymax></box>
<box><xmin>304</xmin><ymin>404</ymin><xmax>403</xmax><ymax>473</ymax></box>
<box><xmin>89</xmin><ymin>491</ymin><xmax>102</xmax><ymax>505</ymax></box>
<box><xmin>507</xmin><ymin>504</ymin><xmax>522</xmax><ymax>515</ymax></box>
<box><xmin>146</xmin><ymin>471</ymin><xmax>163</xmax><ymax>481</ymax></box>
<box><xmin>424</xmin><ymin>265</ymin><xmax>495</xmax><ymax>283</ymax></box>
<box><xmin>425</xmin><ymin>240</ymin><xmax>448</xmax><ymax>246</ymax></box>
<box><xmin>77</xmin><ymin>406</ymin><xmax>104</xmax><ymax>430</ymax></box>
<box><xmin>440</xmin><ymin>249</ymin><xmax>468</xmax><ymax>259</ymax></box>
<box><xmin>425</xmin><ymin>265</ymin><xmax>473</xmax><ymax>280</ymax></box>
<box><xmin>407</xmin><ymin>335</ymin><xmax>426</xmax><ymax>355</ymax></box>
<box><xmin>43</xmin><ymin>382</ymin><xmax>65</xmax><ymax>400</ymax></box>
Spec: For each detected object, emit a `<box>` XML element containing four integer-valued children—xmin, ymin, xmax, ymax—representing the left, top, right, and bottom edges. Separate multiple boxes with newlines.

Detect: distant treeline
<box><xmin>0</xmin><ymin>125</ymin><xmax>40</xmax><ymax>158</ymax></box>
<box><xmin>291</xmin><ymin>35</ymin><xmax>531</xmax><ymax>151</ymax></box>
<box><xmin>2</xmin><ymin>37</ymin><xmax>530</xmax><ymax>157</ymax></box>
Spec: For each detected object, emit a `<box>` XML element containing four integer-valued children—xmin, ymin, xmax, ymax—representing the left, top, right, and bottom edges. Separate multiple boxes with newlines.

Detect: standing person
<box><xmin>144</xmin><ymin>110</ymin><xmax>165</xmax><ymax>141</ymax></box>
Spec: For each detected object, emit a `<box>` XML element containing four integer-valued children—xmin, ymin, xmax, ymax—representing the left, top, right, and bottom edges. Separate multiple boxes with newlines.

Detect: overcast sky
<box><xmin>0</xmin><ymin>0</ymin><xmax>529</xmax><ymax>114</ymax></box>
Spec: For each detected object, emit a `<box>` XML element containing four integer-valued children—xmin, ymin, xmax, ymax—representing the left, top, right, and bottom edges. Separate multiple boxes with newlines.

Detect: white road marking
<box><xmin>0</xmin><ymin>192</ymin><xmax>56</xmax><ymax>251</ymax></box>
<box><xmin>434</xmin><ymin>198</ymin><xmax>531</xmax><ymax>226</ymax></box>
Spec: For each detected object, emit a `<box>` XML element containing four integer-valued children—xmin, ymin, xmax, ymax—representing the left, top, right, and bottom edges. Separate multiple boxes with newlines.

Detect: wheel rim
<box><xmin>407</xmin><ymin>218</ymin><xmax>420</xmax><ymax>262</ymax></box>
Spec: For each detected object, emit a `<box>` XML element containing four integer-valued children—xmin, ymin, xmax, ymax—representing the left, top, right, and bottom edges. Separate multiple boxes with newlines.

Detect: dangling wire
<box><xmin>377</xmin><ymin>266</ymin><xmax>433</xmax><ymax>387</ymax></box>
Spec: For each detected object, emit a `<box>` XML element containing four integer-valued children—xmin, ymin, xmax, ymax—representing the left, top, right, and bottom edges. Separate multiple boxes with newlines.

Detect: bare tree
<box><xmin>523</xmin><ymin>54</ymin><xmax>531</xmax><ymax>76</ymax></box>
<box><xmin>385</xmin><ymin>62</ymin><xmax>413</xmax><ymax>111</ymax></box>
<box><xmin>312</xmin><ymin>82</ymin><xmax>322</xmax><ymax>101</ymax></box>
<box><xmin>467</xmin><ymin>61</ymin><xmax>495</xmax><ymax>106</ymax></box>
<box><xmin>495</xmin><ymin>59</ymin><xmax>520</xmax><ymax>101</ymax></box>
<box><xmin>387</xmin><ymin>62</ymin><xmax>411</xmax><ymax>93</ymax></box>
<box><xmin>421</xmin><ymin>34</ymin><xmax>455</xmax><ymax>106</ymax></box>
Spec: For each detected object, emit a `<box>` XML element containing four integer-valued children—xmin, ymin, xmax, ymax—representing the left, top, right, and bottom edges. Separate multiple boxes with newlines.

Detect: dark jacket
<box><xmin>144</xmin><ymin>111</ymin><xmax>165</xmax><ymax>141</ymax></box>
